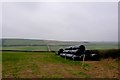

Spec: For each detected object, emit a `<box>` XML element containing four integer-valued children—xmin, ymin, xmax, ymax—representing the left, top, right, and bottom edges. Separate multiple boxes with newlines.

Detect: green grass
<box><xmin>2</xmin><ymin>46</ymin><xmax>48</xmax><ymax>51</ymax></box>
<box><xmin>85</xmin><ymin>44</ymin><xmax>118</xmax><ymax>50</ymax></box>
<box><xmin>2</xmin><ymin>39</ymin><xmax>118</xmax><ymax>51</ymax></box>
<box><xmin>2</xmin><ymin>39</ymin><xmax>46</xmax><ymax>46</ymax></box>
<box><xmin>2</xmin><ymin>51</ymin><xmax>118</xmax><ymax>78</ymax></box>
<box><xmin>3</xmin><ymin>51</ymin><xmax>91</xmax><ymax>78</ymax></box>
<box><xmin>49</xmin><ymin>45</ymin><xmax>68</xmax><ymax>51</ymax></box>
<box><xmin>2</xmin><ymin>44</ymin><xmax>118</xmax><ymax>51</ymax></box>
<box><xmin>2</xmin><ymin>51</ymin><xmax>83</xmax><ymax>65</ymax></box>
<box><xmin>1</xmin><ymin>39</ymin><xmax>119</xmax><ymax>78</ymax></box>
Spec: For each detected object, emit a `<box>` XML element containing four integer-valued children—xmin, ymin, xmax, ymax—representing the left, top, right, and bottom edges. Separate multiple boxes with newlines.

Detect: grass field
<box><xmin>1</xmin><ymin>44</ymin><xmax>118</xmax><ymax>51</ymax></box>
<box><xmin>2</xmin><ymin>46</ymin><xmax>48</xmax><ymax>51</ymax></box>
<box><xmin>1</xmin><ymin>39</ymin><xmax>119</xmax><ymax>78</ymax></box>
<box><xmin>2</xmin><ymin>51</ymin><xmax>119</xmax><ymax>78</ymax></box>
<box><xmin>1</xmin><ymin>39</ymin><xmax>118</xmax><ymax>51</ymax></box>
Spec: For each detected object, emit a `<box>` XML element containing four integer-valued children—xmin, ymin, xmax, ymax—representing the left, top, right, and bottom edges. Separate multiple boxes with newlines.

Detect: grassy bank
<box><xmin>90</xmin><ymin>49</ymin><xmax>120</xmax><ymax>59</ymax></box>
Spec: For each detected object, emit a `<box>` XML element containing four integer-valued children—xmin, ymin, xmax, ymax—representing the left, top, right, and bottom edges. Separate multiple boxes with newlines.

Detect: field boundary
<box><xmin>1</xmin><ymin>50</ymin><xmax>55</xmax><ymax>52</ymax></box>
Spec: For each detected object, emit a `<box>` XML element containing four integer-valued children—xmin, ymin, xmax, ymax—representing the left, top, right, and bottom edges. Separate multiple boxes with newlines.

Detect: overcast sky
<box><xmin>2</xmin><ymin>2</ymin><xmax>118</xmax><ymax>42</ymax></box>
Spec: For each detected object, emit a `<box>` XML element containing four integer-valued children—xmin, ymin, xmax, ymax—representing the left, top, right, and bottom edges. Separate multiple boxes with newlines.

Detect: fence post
<box><xmin>47</xmin><ymin>45</ymin><xmax>51</xmax><ymax>52</ymax></box>
<box><xmin>81</xmin><ymin>54</ymin><xmax>85</xmax><ymax>68</ymax></box>
<box><xmin>65</xmin><ymin>53</ymin><xmax>66</xmax><ymax>60</ymax></box>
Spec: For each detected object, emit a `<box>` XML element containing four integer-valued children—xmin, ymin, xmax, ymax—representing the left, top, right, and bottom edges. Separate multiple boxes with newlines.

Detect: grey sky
<box><xmin>0</xmin><ymin>2</ymin><xmax>2</xmax><ymax>39</ymax></box>
<box><xmin>2</xmin><ymin>2</ymin><xmax>118</xmax><ymax>41</ymax></box>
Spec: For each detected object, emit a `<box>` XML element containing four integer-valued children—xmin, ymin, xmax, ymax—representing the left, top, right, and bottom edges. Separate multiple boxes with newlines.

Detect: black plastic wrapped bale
<box><xmin>74</xmin><ymin>45</ymin><xmax>86</xmax><ymax>56</ymax></box>
<box><xmin>58</xmin><ymin>48</ymin><xmax>64</xmax><ymax>55</ymax></box>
